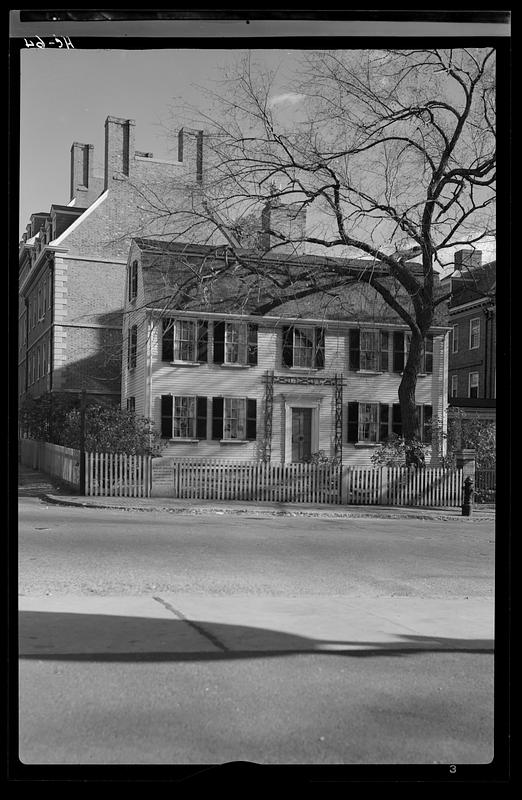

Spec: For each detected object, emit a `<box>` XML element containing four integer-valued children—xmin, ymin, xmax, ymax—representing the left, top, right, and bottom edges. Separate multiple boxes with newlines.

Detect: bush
<box><xmin>370</xmin><ymin>435</ymin><xmax>430</xmax><ymax>467</ymax></box>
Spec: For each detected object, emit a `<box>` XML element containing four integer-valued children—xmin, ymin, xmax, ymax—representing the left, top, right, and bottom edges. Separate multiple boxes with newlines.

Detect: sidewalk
<box><xmin>19</xmin><ymin>593</ymin><xmax>494</xmax><ymax>656</ymax></box>
<box><xmin>18</xmin><ymin>463</ymin><xmax>496</xmax><ymax>521</ymax></box>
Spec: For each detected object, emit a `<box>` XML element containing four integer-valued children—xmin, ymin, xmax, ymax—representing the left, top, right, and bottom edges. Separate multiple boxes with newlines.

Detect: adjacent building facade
<box><xmin>122</xmin><ymin>239</ymin><xmax>450</xmax><ymax>466</ymax></box>
<box><xmin>18</xmin><ymin>116</ymin><xmax>211</xmax><ymax>407</ymax></box>
<box><xmin>446</xmin><ymin>250</ymin><xmax>496</xmax><ymax>422</ymax></box>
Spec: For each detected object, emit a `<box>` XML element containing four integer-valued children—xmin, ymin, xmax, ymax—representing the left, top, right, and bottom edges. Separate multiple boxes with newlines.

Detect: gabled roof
<box><xmin>132</xmin><ymin>238</ymin><xmax>444</xmax><ymax>325</ymax></box>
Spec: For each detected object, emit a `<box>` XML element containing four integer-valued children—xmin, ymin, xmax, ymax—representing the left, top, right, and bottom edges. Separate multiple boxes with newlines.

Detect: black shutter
<box><xmin>128</xmin><ymin>264</ymin><xmax>132</xmax><ymax>302</ymax></box>
<box><xmin>282</xmin><ymin>326</ymin><xmax>293</xmax><ymax>367</ymax></box>
<box><xmin>393</xmin><ymin>331</ymin><xmax>404</xmax><ymax>373</ymax></box>
<box><xmin>162</xmin><ymin>319</ymin><xmax>174</xmax><ymax>362</ymax></box>
<box><xmin>380</xmin><ymin>331</ymin><xmax>389</xmax><ymax>372</ymax></box>
<box><xmin>160</xmin><ymin>395</ymin><xmax>173</xmax><ymax>438</ymax></box>
<box><xmin>212</xmin><ymin>397</ymin><xmax>224</xmax><ymax>440</ymax></box>
<box><xmin>424</xmin><ymin>335</ymin><xmax>434</xmax><ymax>374</ymax></box>
<box><xmin>392</xmin><ymin>403</ymin><xmax>402</xmax><ymax>436</ymax></box>
<box><xmin>349</xmin><ymin>329</ymin><xmax>360</xmax><ymax>371</ymax></box>
<box><xmin>197</xmin><ymin>320</ymin><xmax>208</xmax><ymax>362</ymax></box>
<box><xmin>213</xmin><ymin>321</ymin><xmax>225</xmax><ymax>364</ymax></box>
<box><xmin>347</xmin><ymin>401</ymin><xmax>359</xmax><ymax>443</ymax></box>
<box><xmin>247</xmin><ymin>324</ymin><xmax>258</xmax><ymax>366</ymax></box>
<box><xmin>246</xmin><ymin>398</ymin><xmax>257</xmax><ymax>440</ymax></box>
<box><xmin>379</xmin><ymin>403</ymin><xmax>390</xmax><ymax>442</ymax></box>
<box><xmin>315</xmin><ymin>328</ymin><xmax>325</xmax><ymax>370</ymax></box>
<box><xmin>423</xmin><ymin>404</ymin><xmax>433</xmax><ymax>443</ymax></box>
<box><xmin>196</xmin><ymin>396</ymin><xmax>207</xmax><ymax>439</ymax></box>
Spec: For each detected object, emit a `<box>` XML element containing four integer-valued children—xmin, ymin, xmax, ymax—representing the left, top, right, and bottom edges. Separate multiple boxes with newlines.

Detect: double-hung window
<box><xmin>128</xmin><ymin>325</ymin><xmax>137</xmax><ymax>369</ymax></box>
<box><xmin>161</xmin><ymin>395</ymin><xmax>208</xmax><ymax>439</ymax></box>
<box><xmin>128</xmin><ymin>260</ymin><xmax>138</xmax><ymax>302</ymax></box>
<box><xmin>175</xmin><ymin>320</ymin><xmax>197</xmax><ymax>361</ymax></box>
<box><xmin>173</xmin><ymin>396</ymin><xmax>197</xmax><ymax>439</ymax></box>
<box><xmin>452</xmin><ymin>325</ymin><xmax>459</xmax><ymax>353</ymax></box>
<box><xmin>450</xmin><ymin>375</ymin><xmax>458</xmax><ymax>398</ymax></box>
<box><xmin>211</xmin><ymin>397</ymin><xmax>257</xmax><ymax>441</ymax></box>
<box><xmin>358</xmin><ymin>403</ymin><xmax>378</xmax><ymax>443</ymax></box>
<box><xmin>469</xmin><ymin>318</ymin><xmax>480</xmax><ymax>350</ymax></box>
<box><xmin>349</xmin><ymin>329</ymin><xmax>388</xmax><ymax>371</ymax></box>
<box><xmin>282</xmin><ymin>326</ymin><xmax>325</xmax><ymax>369</ymax></box>
<box><xmin>225</xmin><ymin>322</ymin><xmax>247</xmax><ymax>364</ymax></box>
<box><xmin>162</xmin><ymin>318</ymin><xmax>208</xmax><ymax>363</ymax></box>
<box><xmin>469</xmin><ymin>372</ymin><xmax>479</xmax><ymax>398</ymax></box>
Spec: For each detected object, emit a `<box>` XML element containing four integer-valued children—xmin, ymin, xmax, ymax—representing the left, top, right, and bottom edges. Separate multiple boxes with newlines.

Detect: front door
<box><xmin>291</xmin><ymin>407</ymin><xmax>313</xmax><ymax>462</ymax></box>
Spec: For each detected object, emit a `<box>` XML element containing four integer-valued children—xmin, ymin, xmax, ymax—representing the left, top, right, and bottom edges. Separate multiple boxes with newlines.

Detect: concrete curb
<box><xmin>41</xmin><ymin>493</ymin><xmax>495</xmax><ymax>522</ymax></box>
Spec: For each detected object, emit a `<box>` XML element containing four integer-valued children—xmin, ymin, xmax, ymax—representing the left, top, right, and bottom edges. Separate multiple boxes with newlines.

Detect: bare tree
<box><xmin>145</xmin><ymin>48</ymin><xmax>497</xmax><ymax>464</ymax></box>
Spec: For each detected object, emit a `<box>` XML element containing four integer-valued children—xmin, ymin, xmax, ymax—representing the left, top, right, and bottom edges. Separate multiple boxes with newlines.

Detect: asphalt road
<box><xmin>17</xmin><ymin>495</ymin><xmax>497</xmax><ymax>768</ymax></box>
<box><xmin>18</xmin><ymin>497</ymin><xmax>495</xmax><ymax>598</ymax></box>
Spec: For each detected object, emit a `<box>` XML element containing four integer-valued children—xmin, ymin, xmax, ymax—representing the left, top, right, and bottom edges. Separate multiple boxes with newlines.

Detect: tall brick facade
<box><xmin>19</xmin><ymin>115</ymin><xmax>216</xmax><ymax>405</ymax></box>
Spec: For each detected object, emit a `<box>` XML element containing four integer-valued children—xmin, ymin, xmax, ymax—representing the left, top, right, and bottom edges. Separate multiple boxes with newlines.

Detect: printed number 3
<box><xmin>449</xmin><ymin>765</ymin><xmax>457</xmax><ymax>773</ymax></box>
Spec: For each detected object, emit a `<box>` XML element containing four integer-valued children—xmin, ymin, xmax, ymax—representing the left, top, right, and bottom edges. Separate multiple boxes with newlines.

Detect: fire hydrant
<box><xmin>462</xmin><ymin>476</ymin><xmax>474</xmax><ymax>516</ymax></box>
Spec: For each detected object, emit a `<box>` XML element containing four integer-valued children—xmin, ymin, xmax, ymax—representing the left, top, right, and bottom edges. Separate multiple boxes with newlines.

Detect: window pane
<box><xmin>293</xmin><ymin>327</ymin><xmax>314</xmax><ymax>368</ymax></box>
<box><xmin>225</xmin><ymin>322</ymin><xmax>246</xmax><ymax>364</ymax></box>
<box><xmin>176</xmin><ymin>320</ymin><xmax>196</xmax><ymax>361</ymax></box>
<box><xmin>173</xmin><ymin>396</ymin><xmax>196</xmax><ymax>438</ymax></box>
<box><xmin>224</xmin><ymin>397</ymin><xmax>246</xmax><ymax>439</ymax></box>
<box><xmin>360</xmin><ymin>330</ymin><xmax>379</xmax><ymax>370</ymax></box>
<box><xmin>358</xmin><ymin>403</ymin><xmax>378</xmax><ymax>442</ymax></box>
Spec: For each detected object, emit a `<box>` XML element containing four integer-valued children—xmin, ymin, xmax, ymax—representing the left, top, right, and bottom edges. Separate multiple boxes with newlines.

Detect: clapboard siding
<box><xmin>122</xmin><ymin>250</ymin><xmax>449</xmax><ymax>465</ymax></box>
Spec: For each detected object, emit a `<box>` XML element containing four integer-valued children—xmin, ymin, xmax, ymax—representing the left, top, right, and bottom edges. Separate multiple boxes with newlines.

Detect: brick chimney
<box><xmin>454</xmin><ymin>249</ymin><xmax>482</xmax><ymax>272</ymax></box>
<box><xmin>260</xmin><ymin>199</ymin><xmax>307</xmax><ymax>255</ymax></box>
<box><xmin>104</xmin><ymin>116</ymin><xmax>135</xmax><ymax>188</ymax></box>
<box><xmin>177</xmin><ymin>128</ymin><xmax>204</xmax><ymax>182</ymax></box>
<box><xmin>70</xmin><ymin>142</ymin><xmax>94</xmax><ymax>202</ymax></box>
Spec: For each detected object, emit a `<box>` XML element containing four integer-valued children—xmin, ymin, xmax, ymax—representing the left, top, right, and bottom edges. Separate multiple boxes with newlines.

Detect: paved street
<box><xmin>17</xmin><ymin>467</ymin><xmax>496</xmax><ymax>766</ymax></box>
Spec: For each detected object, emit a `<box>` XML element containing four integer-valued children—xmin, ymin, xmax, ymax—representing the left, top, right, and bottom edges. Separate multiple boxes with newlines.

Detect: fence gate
<box><xmin>86</xmin><ymin>452</ymin><xmax>151</xmax><ymax>497</ymax></box>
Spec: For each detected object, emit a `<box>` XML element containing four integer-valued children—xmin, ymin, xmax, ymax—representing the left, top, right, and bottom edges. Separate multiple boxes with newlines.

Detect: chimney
<box><xmin>454</xmin><ymin>249</ymin><xmax>482</xmax><ymax>273</ymax></box>
<box><xmin>70</xmin><ymin>142</ymin><xmax>94</xmax><ymax>201</ymax></box>
<box><xmin>178</xmin><ymin>128</ymin><xmax>204</xmax><ymax>182</ymax></box>
<box><xmin>260</xmin><ymin>199</ymin><xmax>307</xmax><ymax>255</ymax></box>
<box><xmin>104</xmin><ymin>116</ymin><xmax>135</xmax><ymax>189</ymax></box>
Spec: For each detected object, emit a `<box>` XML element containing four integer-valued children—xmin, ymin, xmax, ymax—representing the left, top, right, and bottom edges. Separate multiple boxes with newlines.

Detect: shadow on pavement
<box><xmin>19</xmin><ymin>610</ymin><xmax>494</xmax><ymax>662</ymax></box>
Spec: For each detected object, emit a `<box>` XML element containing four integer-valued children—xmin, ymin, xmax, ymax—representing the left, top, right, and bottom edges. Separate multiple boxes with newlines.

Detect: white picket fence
<box><xmin>171</xmin><ymin>458</ymin><xmax>340</xmax><ymax>504</ymax></box>
<box><xmin>82</xmin><ymin>452</ymin><xmax>463</xmax><ymax>507</ymax></box>
<box><xmin>85</xmin><ymin>452</ymin><xmax>152</xmax><ymax>498</ymax></box>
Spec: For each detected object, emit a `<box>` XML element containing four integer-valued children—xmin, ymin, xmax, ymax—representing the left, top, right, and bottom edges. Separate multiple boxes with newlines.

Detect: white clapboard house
<box><xmin>122</xmin><ymin>238</ymin><xmax>450</xmax><ymax>465</ymax></box>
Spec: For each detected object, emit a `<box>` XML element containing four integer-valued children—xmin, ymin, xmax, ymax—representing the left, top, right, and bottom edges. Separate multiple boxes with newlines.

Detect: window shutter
<box><xmin>212</xmin><ymin>397</ymin><xmax>224</xmax><ymax>440</ymax></box>
<box><xmin>423</xmin><ymin>404</ymin><xmax>432</xmax><ymax>443</ymax></box>
<box><xmin>380</xmin><ymin>331</ymin><xmax>389</xmax><ymax>372</ymax></box>
<box><xmin>315</xmin><ymin>328</ymin><xmax>325</xmax><ymax>370</ymax></box>
<box><xmin>393</xmin><ymin>332</ymin><xmax>405</xmax><ymax>373</ymax></box>
<box><xmin>196</xmin><ymin>396</ymin><xmax>208</xmax><ymax>439</ymax></box>
<box><xmin>246</xmin><ymin>398</ymin><xmax>257</xmax><ymax>440</ymax></box>
<box><xmin>282</xmin><ymin>326</ymin><xmax>293</xmax><ymax>367</ymax></box>
<box><xmin>392</xmin><ymin>403</ymin><xmax>402</xmax><ymax>436</ymax></box>
<box><xmin>213</xmin><ymin>321</ymin><xmax>225</xmax><ymax>364</ymax></box>
<box><xmin>349</xmin><ymin>329</ymin><xmax>360</xmax><ymax>371</ymax></box>
<box><xmin>347</xmin><ymin>401</ymin><xmax>359</xmax><ymax>443</ymax></box>
<box><xmin>424</xmin><ymin>335</ymin><xmax>434</xmax><ymax>374</ymax></box>
<box><xmin>247</xmin><ymin>324</ymin><xmax>258</xmax><ymax>366</ymax></box>
<box><xmin>197</xmin><ymin>320</ymin><xmax>208</xmax><ymax>362</ymax></box>
<box><xmin>162</xmin><ymin>319</ymin><xmax>174</xmax><ymax>362</ymax></box>
<box><xmin>379</xmin><ymin>403</ymin><xmax>390</xmax><ymax>442</ymax></box>
<box><xmin>160</xmin><ymin>395</ymin><xmax>173</xmax><ymax>438</ymax></box>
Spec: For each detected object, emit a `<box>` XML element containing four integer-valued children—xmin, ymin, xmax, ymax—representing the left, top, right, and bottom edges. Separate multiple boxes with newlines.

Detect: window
<box><xmin>358</xmin><ymin>403</ymin><xmax>378</xmax><ymax>443</ymax></box>
<box><xmin>126</xmin><ymin>397</ymin><xmax>135</xmax><ymax>412</ymax></box>
<box><xmin>452</xmin><ymin>325</ymin><xmax>459</xmax><ymax>353</ymax></box>
<box><xmin>48</xmin><ymin>273</ymin><xmax>52</xmax><ymax>309</ymax></box>
<box><xmin>469</xmin><ymin>372</ymin><xmax>479</xmax><ymax>398</ymax></box>
<box><xmin>128</xmin><ymin>325</ymin><xmax>137</xmax><ymax>369</ymax></box>
<box><xmin>469</xmin><ymin>318</ymin><xmax>480</xmax><ymax>350</ymax></box>
<box><xmin>128</xmin><ymin>260</ymin><xmax>138</xmax><ymax>302</ymax></box>
<box><xmin>360</xmin><ymin>331</ymin><xmax>379</xmax><ymax>371</ymax></box>
<box><xmin>36</xmin><ymin>347</ymin><xmax>40</xmax><ymax>380</ymax></box>
<box><xmin>392</xmin><ymin>332</ymin><xmax>433</xmax><ymax>374</ymax></box>
<box><xmin>42</xmin><ymin>341</ymin><xmax>47</xmax><ymax>376</ymax></box>
<box><xmin>43</xmin><ymin>280</ymin><xmax>47</xmax><ymax>312</ymax></box>
<box><xmin>282</xmin><ymin>326</ymin><xmax>325</xmax><ymax>369</ymax></box>
<box><xmin>450</xmin><ymin>375</ymin><xmax>458</xmax><ymax>398</ymax></box>
<box><xmin>161</xmin><ymin>395</ymin><xmax>208</xmax><ymax>439</ymax></box>
<box><xmin>212</xmin><ymin>321</ymin><xmax>258</xmax><ymax>366</ymax></box>
<box><xmin>211</xmin><ymin>397</ymin><xmax>257</xmax><ymax>441</ymax></box>
<box><xmin>161</xmin><ymin>318</ymin><xmax>208</xmax><ymax>363</ymax></box>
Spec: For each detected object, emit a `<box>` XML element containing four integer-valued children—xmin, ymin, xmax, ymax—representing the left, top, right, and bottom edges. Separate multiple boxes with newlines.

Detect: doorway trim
<box><xmin>280</xmin><ymin>393</ymin><xmax>324</xmax><ymax>464</ymax></box>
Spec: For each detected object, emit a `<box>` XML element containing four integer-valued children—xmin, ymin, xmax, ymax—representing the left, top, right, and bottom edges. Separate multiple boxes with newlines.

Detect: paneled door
<box><xmin>291</xmin><ymin>407</ymin><xmax>313</xmax><ymax>462</ymax></box>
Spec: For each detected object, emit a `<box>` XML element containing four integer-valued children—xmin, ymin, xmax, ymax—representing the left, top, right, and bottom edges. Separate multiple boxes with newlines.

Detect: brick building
<box><xmin>446</xmin><ymin>250</ymin><xmax>496</xmax><ymax>422</ymax></box>
<box><xmin>18</xmin><ymin>116</ymin><xmax>213</xmax><ymax>407</ymax></box>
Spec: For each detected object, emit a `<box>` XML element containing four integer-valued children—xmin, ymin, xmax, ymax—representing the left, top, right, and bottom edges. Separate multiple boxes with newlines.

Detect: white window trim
<box><xmin>173</xmin><ymin>319</ymin><xmax>198</xmax><ymax>363</ymax></box>
<box><xmin>469</xmin><ymin>318</ymin><xmax>480</xmax><ymax>350</ymax></box>
<box><xmin>222</xmin><ymin>396</ymin><xmax>248</xmax><ymax>442</ymax></box>
<box><xmin>283</xmin><ymin>396</ymin><xmax>322</xmax><ymax>464</ymax></box>
<box><xmin>224</xmin><ymin>321</ymin><xmax>248</xmax><ymax>366</ymax></box>
<box><xmin>357</xmin><ymin>402</ymin><xmax>379</xmax><ymax>445</ymax></box>
<box><xmin>292</xmin><ymin>325</ymin><xmax>317</xmax><ymax>370</ymax></box>
<box><xmin>172</xmin><ymin>395</ymin><xmax>197</xmax><ymax>440</ymax></box>
<box><xmin>468</xmin><ymin>371</ymin><xmax>479</xmax><ymax>398</ymax></box>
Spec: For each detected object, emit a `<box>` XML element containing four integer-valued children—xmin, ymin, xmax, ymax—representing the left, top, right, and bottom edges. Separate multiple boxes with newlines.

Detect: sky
<box><xmin>18</xmin><ymin>45</ymin><xmax>496</xmax><ymax>268</ymax></box>
<box><xmin>19</xmin><ymin>47</ymin><xmax>300</xmax><ymax>235</ymax></box>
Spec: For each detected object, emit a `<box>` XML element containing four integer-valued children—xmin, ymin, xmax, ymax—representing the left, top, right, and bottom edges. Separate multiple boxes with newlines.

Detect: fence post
<box><xmin>454</xmin><ymin>449</ymin><xmax>476</xmax><ymax>515</ymax></box>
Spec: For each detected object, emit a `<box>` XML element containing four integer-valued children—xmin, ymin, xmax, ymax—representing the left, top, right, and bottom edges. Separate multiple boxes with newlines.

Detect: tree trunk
<box><xmin>398</xmin><ymin>329</ymin><xmax>424</xmax><ymax>467</ymax></box>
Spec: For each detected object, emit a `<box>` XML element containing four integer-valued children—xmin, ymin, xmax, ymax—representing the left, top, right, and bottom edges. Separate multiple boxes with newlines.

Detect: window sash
<box><xmin>128</xmin><ymin>326</ymin><xmax>137</xmax><ymax>368</ymax></box>
<box><xmin>451</xmin><ymin>375</ymin><xmax>458</xmax><ymax>397</ymax></box>
<box><xmin>452</xmin><ymin>325</ymin><xmax>459</xmax><ymax>353</ymax></box>
<box><xmin>293</xmin><ymin>327</ymin><xmax>315</xmax><ymax>368</ymax></box>
<box><xmin>469</xmin><ymin>318</ymin><xmax>480</xmax><ymax>349</ymax></box>
<box><xmin>223</xmin><ymin>397</ymin><xmax>246</xmax><ymax>440</ymax></box>
<box><xmin>360</xmin><ymin>330</ymin><xmax>379</xmax><ymax>371</ymax></box>
<box><xmin>224</xmin><ymin>322</ymin><xmax>247</xmax><ymax>364</ymax></box>
<box><xmin>174</xmin><ymin>320</ymin><xmax>197</xmax><ymax>361</ymax></box>
<box><xmin>358</xmin><ymin>403</ymin><xmax>379</xmax><ymax>443</ymax></box>
<box><xmin>173</xmin><ymin>396</ymin><xmax>196</xmax><ymax>438</ymax></box>
<box><xmin>469</xmin><ymin>372</ymin><xmax>479</xmax><ymax>398</ymax></box>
